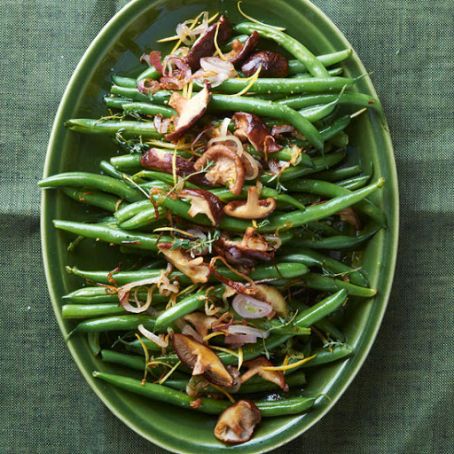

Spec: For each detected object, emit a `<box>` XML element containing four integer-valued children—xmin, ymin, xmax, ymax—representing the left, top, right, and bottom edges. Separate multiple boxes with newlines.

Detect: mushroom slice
<box><xmin>172</xmin><ymin>334</ymin><xmax>234</xmax><ymax>387</ymax></box>
<box><xmin>214</xmin><ymin>400</ymin><xmax>261</xmax><ymax>445</ymax></box>
<box><xmin>214</xmin><ymin>228</ymin><xmax>275</xmax><ymax>268</ymax></box>
<box><xmin>233</xmin><ymin>112</ymin><xmax>281</xmax><ymax>153</ymax></box>
<box><xmin>194</xmin><ymin>144</ymin><xmax>245</xmax><ymax>196</ymax></box>
<box><xmin>165</xmin><ymin>85</ymin><xmax>211</xmax><ymax>142</ymax></box>
<box><xmin>240</xmin><ymin>357</ymin><xmax>288</xmax><ymax>392</ymax></box>
<box><xmin>186</xmin><ymin>16</ymin><xmax>233</xmax><ymax>70</ymax></box>
<box><xmin>214</xmin><ymin>237</ymin><xmax>274</xmax><ymax>268</ymax></box>
<box><xmin>223</xmin><ymin>183</ymin><xmax>276</xmax><ymax>219</ymax></box>
<box><xmin>179</xmin><ymin>189</ymin><xmax>224</xmax><ymax>226</ymax></box>
<box><xmin>158</xmin><ymin>244</ymin><xmax>210</xmax><ymax>284</ymax></box>
<box><xmin>254</xmin><ymin>284</ymin><xmax>288</xmax><ymax>317</ymax></box>
<box><xmin>183</xmin><ymin>312</ymin><xmax>218</xmax><ymax>339</ymax></box>
<box><xmin>242</xmin><ymin>50</ymin><xmax>289</xmax><ymax>78</ymax></box>
<box><xmin>227</xmin><ymin>32</ymin><xmax>260</xmax><ymax>66</ymax></box>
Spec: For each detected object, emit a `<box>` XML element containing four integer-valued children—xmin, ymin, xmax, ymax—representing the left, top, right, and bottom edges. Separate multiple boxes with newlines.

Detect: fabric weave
<box><xmin>0</xmin><ymin>1</ymin><xmax>453</xmax><ymax>452</ymax></box>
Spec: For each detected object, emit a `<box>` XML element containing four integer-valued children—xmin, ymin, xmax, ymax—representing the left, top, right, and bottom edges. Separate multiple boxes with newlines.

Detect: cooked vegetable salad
<box><xmin>40</xmin><ymin>6</ymin><xmax>385</xmax><ymax>445</ymax></box>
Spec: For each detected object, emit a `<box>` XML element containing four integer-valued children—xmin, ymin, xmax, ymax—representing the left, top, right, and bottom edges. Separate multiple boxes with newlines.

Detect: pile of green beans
<box><xmin>39</xmin><ymin>12</ymin><xmax>387</xmax><ymax>435</ymax></box>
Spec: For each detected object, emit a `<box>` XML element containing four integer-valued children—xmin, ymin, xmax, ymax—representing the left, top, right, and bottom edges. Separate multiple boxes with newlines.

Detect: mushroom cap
<box><xmin>242</xmin><ymin>50</ymin><xmax>289</xmax><ymax>78</ymax></box>
<box><xmin>194</xmin><ymin>144</ymin><xmax>246</xmax><ymax>196</ymax></box>
<box><xmin>214</xmin><ymin>400</ymin><xmax>261</xmax><ymax>444</ymax></box>
<box><xmin>172</xmin><ymin>334</ymin><xmax>234</xmax><ymax>387</ymax></box>
<box><xmin>158</xmin><ymin>244</ymin><xmax>210</xmax><ymax>284</ymax></box>
<box><xmin>166</xmin><ymin>85</ymin><xmax>211</xmax><ymax>142</ymax></box>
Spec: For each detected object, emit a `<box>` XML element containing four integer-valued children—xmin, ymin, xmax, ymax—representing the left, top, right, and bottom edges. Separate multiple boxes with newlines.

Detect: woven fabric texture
<box><xmin>0</xmin><ymin>1</ymin><xmax>452</xmax><ymax>452</ymax></box>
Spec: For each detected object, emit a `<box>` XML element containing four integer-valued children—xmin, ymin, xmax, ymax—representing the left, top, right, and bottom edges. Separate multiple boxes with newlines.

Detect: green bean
<box><xmin>297</xmin><ymin>345</ymin><xmax>353</xmax><ymax>367</ymax></box>
<box><xmin>209</xmin><ymin>94</ymin><xmax>323</xmax><ymax>150</ymax></box>
<box><xmin>115</xmin><ymin>199</ymin><xmax>153</xmax><ymax>223</ymax></box>
<box><xmin>252</xmin><ymin>320</ymin><xmax>311</xmax><ymax>337</ymax></box>
<box><xmin>62</xmin><ymin>286</ymin><xmax>167</xmax><ymax>305</ymax></box>
<box><xmin>137</xmin><ymin>65</ymin><xmax>161</xmax><ymax>82</ymax></box>
<box><xmin>63</xmin><ymin>287</ymin><xmax>119</xmax><ymax>304</ymax></box>
<box><xmin>87</xmin><ymin>332</ymin><xmax>101</xmax><ymax>356</ymax></box>
<box><xmin>290</xmin><ymin>67</ymin><xmax>343</xmax><ymax>79</ymax></box>
<box><xmin>314</xmin><ymin>165</ymin><xmax>362</xmax><ymax>182</ymax></box>
<box><xmin>99</xmin><ymin>160</ymin><xmax>126</xmax><ymax>180</ymax></box>
<box><xmin>65</xmin><ymin>119</ymin><xmax>162</xmax><ymax>138</ymax></box>
<box><xmin>284</xmin><ymin>178</ymin><xmax>385</xmax><ymax>225</ymax></box>
<box><xmin>320</xmin><ymin>115</ymin><xmax>352</xmax><ymax>142</ymax></box>
<box><xmin>54</xmin><ymin>220</ymin><xmax>170</xmax><ymax>251</ymax></box>
<box><xmin>112</xmin><ymin>75</ymin><xmax>137</xmax><ymax>88</ymax></box>
<box><xmin>66</xmin><ymin>262</ymin><xmax>309</xmax><ymax>286</ymax></box>
<box><xmin>281</xmin><ymin>250</ymin><xmax>368</xmax><ymax>287</ymax></box>
<box><xmin>70</xmin><ymin>315</ymin><xmax>155</xmax><ymax>335</ymax></box>
<box><xmin>110</xmin><ymin>154</ymin><xmax>142</xmax><ymax>171</ymax></box>
<box><xmin>235</xmin><ymin>22</ymin><xmax>329</xmax><ymax>77</ymax></box>
<box><xmin>292</xmin><ymin>224</ymin><xmax>381</xmax><ymax>250</ymax></box>
<box><xmin>39</xmin><ymin>172</ymin><xmax>142</xmax><ymax>202</ymax></box>
<box><xmin>214</xmin><ymin>76</ymin><xmax>354</xmax><ymax>95</ymax></box>
<box><xmin>339</xmin><ymin>175</ymin><xmax>371</xmax><ymax>191</ymax></box>
<box><xmin>101</xmin><ymin>350</ymin><xmax>161</xmax><ymax>371</ymax></box>
<box><xmin>62</xmin><ymin>188</ymin><xmax>121</xmax><ymax>213</ymax></box>
<box><xmin>300</xmin><ymin>273</ymin><xmax>376</xmax><ymax>297</ymax></box>
<box><xmin>92</xmin><ymin>371</ymin><xmax>317</xmax><ymax>416</ymax></box>
<box><xmin>119</xmin><ymin>206</ymin><xmax>166</xmax><ymax>231</ymax></box>
<box><xmin>104</xmin><ymin>96</ymin><xmax>132</xmax><ymax>109</ymax></box>
<box><xmin>121</xmin><ymin>337</ymin><xmax>167</xmax><ymax>354</ymax></box>
<box><xmin>261</xmin><ymin>151</ymin><xmax>346</xmax><ymax>185</ymax></box>
<box><xmin>122</xmin><ymin>102</ymin><xmax>176</xmax><ymax>118</ymax></box>
<box><xmin>62</xmin><ymin>303</ymin><xmax>126</xmax><ymax>319</ymax></box>
<box><xmin>154</xmin><ymin>287</ymin><xmax>223</xmax><ymax>331</ymax></box>
<box><xmin>299</xmin><ymin>103</ymin><xmax>337</xmax><ymax>123</ymax></box>
<box><xmin>293</xmin><ymin>289</ymin><xmax>348</xmax><ymax>327</ymax></box>
<box><xmin>279</xmin><ymin>93</ymin><xmax>382</xmax><ymax>111</ymax></box>
<box><xmin>258</xmin><ymin>179</ymin><xmax>384</xmax><ymax>233</ymax></box>
<box><xmin>101</xmin><ymin>350</ymin><xmax>162</xmax><ymax>372</ymax></box>
<box><xmin>288</xmin><ymin>49</ymin><xmax>352</xmax><ymax>74</ymax></box>
<box><xmin>111</xmin><ymin>85</ymin><xmax>150</xmax><ymax>102</ymax></box>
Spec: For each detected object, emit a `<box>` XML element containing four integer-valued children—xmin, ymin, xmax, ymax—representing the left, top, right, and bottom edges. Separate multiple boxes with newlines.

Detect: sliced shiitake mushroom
<box><xmin>158</xmin><ymin>243</ymin><xmax>210</xmax><ymax>284</ymax></box>
<box><xmin>172</xmin><ymin>334</ymin><xmax>234</xmax><ymax>387</ymax></box>
<box><xmin>186</xmin><ymin>16</ymin><xmax>233</xmax><ymax>70</ymax></box>
<box><xmin>178</xmin><ymin>189</ymin><xmax>224</xmax><ymax>226</ymax></box>
<box><xmin>183</xmin><ymin>312</ymin><xmax>218</xmax><ymax>339</ymax></box>
<box><xmin>194</xmin><ymin>144</ymin><xmax>245</xmax><ymax>196</ymax></box>
<box><xmin>141</xmin><ymin>148</ymin><xmax>194</xmax><ymax>176</ymax></box>
<box><xmin>214</xmin><ymin>228</ymin><xmax>275</xmax><ymax>267</ymax></box>
<box><xmin>242</xmin><ymin>50</ymin><xmax>289</xmax><ymax>78</ymax></box>
<box><xmin>223</xmin><ymin>183</ymin><xmax>276</xmax><ymax>219</ymax></box>
<box><xmin>165</xmin><ymin>86</ymin><xmax>211</xmax><ymax>142</ymax></box>
<box><xmin>233</xmin><ymin>112</ymin><xmax>281</xmax><ymax>153</ymax></box>
<box><xmin>214</xmin><ymin>400</ymin><xmax>261</xmax><ymax>444</ymax></box>
<box><xmin>227</xmin><ymin>32</ymin><xmax>260</xmax><ymax>66</ymax></box>
<box><xmin>240</xmin><ymin>356</ymin><xmax>288</xmax><ymax>391</ymax></box>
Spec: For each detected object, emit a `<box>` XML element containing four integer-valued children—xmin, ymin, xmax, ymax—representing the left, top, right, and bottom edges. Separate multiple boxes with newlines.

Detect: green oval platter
<box><xmin>41</xmin><ymin>0</ymin><xmax>399</xmax><ymax>452</ymax></box>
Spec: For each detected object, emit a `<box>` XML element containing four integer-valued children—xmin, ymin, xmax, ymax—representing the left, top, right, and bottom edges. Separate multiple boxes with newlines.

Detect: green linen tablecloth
<box><xmin>1</xmin><ymin>1</ymin><xmax>452</xmax><ymax>452</ymax></box>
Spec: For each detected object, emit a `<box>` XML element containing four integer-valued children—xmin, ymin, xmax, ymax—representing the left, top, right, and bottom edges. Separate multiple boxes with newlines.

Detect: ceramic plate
<box><xmin>41</xmin><ymin>0</ymin><xmax>399</xmax><ymax>452</ymax></box>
